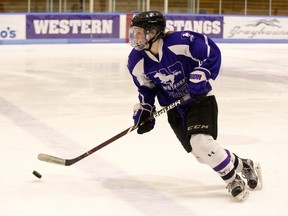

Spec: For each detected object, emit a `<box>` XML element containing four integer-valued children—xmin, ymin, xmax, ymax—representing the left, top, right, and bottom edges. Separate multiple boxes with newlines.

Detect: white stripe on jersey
<box><xmin>203</xmin><ymin>35</ymin><xmax>211</xmax><ymax>58</ymax></box>
<box><xmin>132</xmin><ymin>59</ymin><xmax>155</xmax><ymax>88</ymax></box>
<box><xmin>168</xmin><ymin>44</ymin><xmax>202</xmax><ymax>66</ymax></box>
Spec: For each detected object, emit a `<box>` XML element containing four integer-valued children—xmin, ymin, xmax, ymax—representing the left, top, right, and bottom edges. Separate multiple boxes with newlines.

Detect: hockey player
<box><xmin>127</xmin><ymin>11</ymin><xmax>262</xmax><ymax>201</ymax></box>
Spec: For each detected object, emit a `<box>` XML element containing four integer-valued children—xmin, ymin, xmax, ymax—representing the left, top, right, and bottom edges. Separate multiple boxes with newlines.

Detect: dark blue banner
<box><xmin>26</xmin><ymin>14</ymin><xmax>120</xmax><ymax>39</ymax></box>
<box><xmin>165</xmin><ymin>15</ymin><xmax>223</xmax><ymax>38</ymax></box>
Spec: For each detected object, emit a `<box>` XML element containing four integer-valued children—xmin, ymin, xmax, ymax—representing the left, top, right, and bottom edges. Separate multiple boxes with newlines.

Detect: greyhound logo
<box><xmin>246</xmin><ymin>19</ymin><xmax>281</xmax><ymax>28</ymax></box>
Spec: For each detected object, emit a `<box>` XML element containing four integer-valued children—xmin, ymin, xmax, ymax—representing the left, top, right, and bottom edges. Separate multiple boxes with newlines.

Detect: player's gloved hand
<box><xmin>133</xmin><ymin>103</ymin><xmax>155</xmax><ymax>134</ymax></box>
<box><xmin>189</xmin><ymin>70</ymin><xmax>211</xmax><ymax>103</ymax></box>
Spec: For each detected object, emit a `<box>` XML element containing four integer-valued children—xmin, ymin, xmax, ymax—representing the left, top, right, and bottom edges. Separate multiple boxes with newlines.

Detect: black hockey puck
<box><xmin>32</xmin><ymin>170</ymin><xmax>42</xmax><ymax>179</ymax></box>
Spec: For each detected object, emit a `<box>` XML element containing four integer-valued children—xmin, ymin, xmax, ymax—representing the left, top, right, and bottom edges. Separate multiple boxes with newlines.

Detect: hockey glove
<box><xmin>133</xmin><ymin>103</ymin><xmax>155</xmax><ymax>134</ymax></box>
<box><xmin>189</xmin><ymin>69</ymin><xmax>211</xmax><ymax>103</ymax></box>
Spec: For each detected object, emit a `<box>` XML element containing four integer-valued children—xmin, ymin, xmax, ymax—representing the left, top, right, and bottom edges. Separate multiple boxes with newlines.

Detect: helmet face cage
<box><xmin>129</xmin><ymin>27</ymin><xmax>149</xmax><ymax>51</ymax></box>
<box><xmin>129</xmin><ymin>11</ymin><xmax>166</xmax><ymax>51</ymax></box>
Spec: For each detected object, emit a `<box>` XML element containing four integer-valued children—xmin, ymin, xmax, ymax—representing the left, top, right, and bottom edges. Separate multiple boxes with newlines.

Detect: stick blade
<box><xmin>38</xmin><ymin>153</ymin><xmax>66</xmax><ymax>166</ymax></box>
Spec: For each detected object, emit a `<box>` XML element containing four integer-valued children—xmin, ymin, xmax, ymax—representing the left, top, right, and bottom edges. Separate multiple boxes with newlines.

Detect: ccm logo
<box><xmin>188</xmin><ymin>125</ymin><xmax>209</xmax><ymax>130</ymax></box>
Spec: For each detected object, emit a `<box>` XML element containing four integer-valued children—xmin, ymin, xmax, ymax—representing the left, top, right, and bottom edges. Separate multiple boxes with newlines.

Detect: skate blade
<box><xmin>235</xmin><ymin>190</ymin><xmax>249</xmax><ymax>202</ymax></box>
<box><xmin>254</xmin><ymin>162</ymin><xmax>263</xmax><ymax>190</ymax></box>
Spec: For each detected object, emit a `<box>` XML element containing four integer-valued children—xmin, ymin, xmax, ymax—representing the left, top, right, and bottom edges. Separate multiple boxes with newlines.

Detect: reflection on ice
<box><xmin>0</xmin><ymin>43</ymin><xmax>287</xmax><ymax>216</ymax></box>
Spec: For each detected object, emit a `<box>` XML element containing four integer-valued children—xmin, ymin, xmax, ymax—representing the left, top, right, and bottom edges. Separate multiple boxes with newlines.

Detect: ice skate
<box><xmin>227</xmin><ymin>174</ymin><xmax>249</xmax><ymax>202</ymax></box>
<box><xmin>241</xmin><ymin>159</ymin><xmax>263</xmax><ymax>190</ymax></box>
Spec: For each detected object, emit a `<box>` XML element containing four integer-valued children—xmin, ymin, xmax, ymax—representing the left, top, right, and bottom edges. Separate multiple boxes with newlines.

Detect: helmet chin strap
<box><xmin>144</xmin><ymin>31</ymin><xmax>162</xmax><ymax>51</ymax></box>
<box><xmin>144</xmin><ymin>41</ymin><xmax>153</xmax><ymax>51</ymax></box>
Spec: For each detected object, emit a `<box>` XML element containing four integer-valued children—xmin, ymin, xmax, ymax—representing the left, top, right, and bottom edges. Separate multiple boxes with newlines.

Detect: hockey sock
<box><xmin>225</xmin><ymin>150</ymin><xmax>243</xmax><ymax>173</ymax></box>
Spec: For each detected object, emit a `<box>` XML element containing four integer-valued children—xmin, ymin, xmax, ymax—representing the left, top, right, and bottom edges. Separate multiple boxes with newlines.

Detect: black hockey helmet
<box><xmin>129</xmin><ymin>11</ymin><xmax>166</xmax><ymax>50</ymax></box>
<box><xmin>130</xmin><ymin>11</ymin><xmax>166</xmax><ymax>34</ymax></box>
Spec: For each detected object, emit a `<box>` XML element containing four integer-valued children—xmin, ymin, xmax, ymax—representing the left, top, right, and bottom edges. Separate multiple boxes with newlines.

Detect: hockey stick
<box><xmin>38</xmin><ymin>94</ymin><xmax>190</xmax><ymax>166</ymax></box>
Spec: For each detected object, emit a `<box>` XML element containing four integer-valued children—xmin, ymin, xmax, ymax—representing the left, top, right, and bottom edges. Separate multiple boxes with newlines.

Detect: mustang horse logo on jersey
<box><xmin>150</xmin><ymin>61</ymin><xmax>188</xmax><ymax>98</ymax></box>
<box><xmin>154</xmin><ymin>70</ymin><xmax>182</xmax><ymax>84</ymax></box>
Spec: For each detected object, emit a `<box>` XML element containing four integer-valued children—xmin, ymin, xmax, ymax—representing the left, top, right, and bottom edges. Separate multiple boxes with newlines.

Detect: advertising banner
<box><xmin>26</xmin><ymin>14</ymin><xmax>120</xmax><ymax>40</ymax></box>
<box><xmin>0</xmin><ymin>14</ymin><xmax>26</xmax><ymax>40</ymax></box>
<box><xmin>165</xmin><ymin>15</ymin><xmax>223</xmax><ymax>38</ymax></box>
<box><xmin>224</xmin><ymin>16</ymin><xmax>288</xmax><ymax>39</ymax></box>
<box><xmin>1</xmin><ymin>13</ymin><xmax>287</xmax><ymax>44</ymax></box>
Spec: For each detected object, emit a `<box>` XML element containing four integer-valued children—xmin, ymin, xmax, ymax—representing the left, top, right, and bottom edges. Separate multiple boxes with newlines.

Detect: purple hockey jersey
<box><xmin>127</xmin><ymin>31</ymin><xmax>221</xmax><ymax>107</ymax></box>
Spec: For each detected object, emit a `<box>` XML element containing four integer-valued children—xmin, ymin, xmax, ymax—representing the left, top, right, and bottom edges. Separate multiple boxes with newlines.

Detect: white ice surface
<box><xmin>0</xmin><ymin>43</ymin><xmax>287</xmax><ymax>216</ymax></box>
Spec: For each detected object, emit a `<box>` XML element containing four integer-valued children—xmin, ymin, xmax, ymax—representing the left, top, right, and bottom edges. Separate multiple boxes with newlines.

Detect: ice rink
<box><xmin>0</xmin><ymin>42</ymin><xmax>287</xmax><ymax>216</ymax></box>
